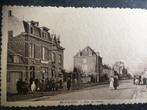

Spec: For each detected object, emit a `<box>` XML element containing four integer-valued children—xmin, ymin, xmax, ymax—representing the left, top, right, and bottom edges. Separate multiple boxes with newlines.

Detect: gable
<box><xmin>75</xmin><ymin>46</ymin><xmax>96</xmax><ymax>57</ymax></box>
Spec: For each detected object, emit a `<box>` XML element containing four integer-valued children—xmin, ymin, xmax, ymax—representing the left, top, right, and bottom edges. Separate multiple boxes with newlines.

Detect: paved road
<box><xmin>29</xmin><ymin>79</ymin><xmax>147</xmax><ymax>101</ymax></box>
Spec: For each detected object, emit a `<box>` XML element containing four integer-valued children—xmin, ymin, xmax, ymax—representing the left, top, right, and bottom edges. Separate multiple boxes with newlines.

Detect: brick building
<box><xmin>7</xmin><ymin>11</ymin><xmax>64</xmax><ymax>93</ymax></box>
<box><xmin>74</xmin><ymin>46</ymin><xmax>103</xmax><ymax>83</ymax></box>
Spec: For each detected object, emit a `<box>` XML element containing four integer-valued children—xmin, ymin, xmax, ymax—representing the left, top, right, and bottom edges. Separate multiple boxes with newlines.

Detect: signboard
<box><xmin>41</xmin><ymin>60</ymin><xmax>49</xmax><ymax>64</ymax></box>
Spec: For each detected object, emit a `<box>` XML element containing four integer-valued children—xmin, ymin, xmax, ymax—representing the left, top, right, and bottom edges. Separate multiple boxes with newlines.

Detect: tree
<box><xmin>113</xmin><ymin>61</ymin><xmax>124</xmax><ymax>75</ymax></box>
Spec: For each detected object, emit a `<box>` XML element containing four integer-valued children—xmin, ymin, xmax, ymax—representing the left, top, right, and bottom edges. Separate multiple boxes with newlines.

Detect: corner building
<box><xmin>7</xmin><ymin>11</ymin><xmax>64</xmax><ymax>93</ymax></box>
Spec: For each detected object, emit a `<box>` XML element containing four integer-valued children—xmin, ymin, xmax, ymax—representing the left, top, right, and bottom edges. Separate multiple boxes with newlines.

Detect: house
<box><xmin>73</xmin><ymin>46</ymin><xmax>103</xmax><ymax>83</ymax></box>
<box><xmin>7</xmin><ymin>10</ymin><xmax>64</xmax><ymax>93</ymax></box>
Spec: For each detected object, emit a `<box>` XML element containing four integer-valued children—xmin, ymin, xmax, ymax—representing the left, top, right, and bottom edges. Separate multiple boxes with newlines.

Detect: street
<box><xmin>27</xmin><ymin>79</ymin><xmax>147</xmax><ymax>101</ymax></box>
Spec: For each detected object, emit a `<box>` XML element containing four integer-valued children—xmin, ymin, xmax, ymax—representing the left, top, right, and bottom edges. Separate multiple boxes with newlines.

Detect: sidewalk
<box><xmin>7</xmin><ymin>81</ymin><xmax>109</xmax><ymax>101</ymax></box>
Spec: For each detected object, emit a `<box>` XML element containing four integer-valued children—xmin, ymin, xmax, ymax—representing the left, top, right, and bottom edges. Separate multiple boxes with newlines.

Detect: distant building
<box><xmin>101</xmin><ymin>64</ymin><xmax>112</xmax><ymax>81</ymax></box>
<box><xmin>113</xmin><ymin>61</ymin><xmax>129</xmax><ymax>79</ymax></box>
<box><xmin>7</xmin><ymin>10</ymin><xmax>64</xmax><ymax>93</ymax></box>
<box><xmin>113</xmin><ymin>61</ymin><xmax>124</xmax><ymax>74</ymax></box>
<box><xmin>73</xmin><ymin>46</ymin><xmax>103</xmax><ymax>83</ymax></box>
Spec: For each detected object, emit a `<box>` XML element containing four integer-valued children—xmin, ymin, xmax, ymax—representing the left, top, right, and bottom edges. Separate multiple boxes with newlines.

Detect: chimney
<box><xmin>8</xmin><ymin>10</ymin><xmax>12</xmax><ymax>17</ymax></box>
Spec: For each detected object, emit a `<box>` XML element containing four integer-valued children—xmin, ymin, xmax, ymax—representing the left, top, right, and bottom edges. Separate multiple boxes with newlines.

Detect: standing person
<box><xmin>133</xmin><ymin>76</ymin><xmax>136</xmax><ymax>84</ymax></box>
<box><xmin>16</xmin><ymin>79</ymin><xmax>21</xmax><ymax>94</ymax></box>
<box><xmin>19</xmin><ymin>79</ymin><xmax>23</xmax><ymax>94</ymax></box>
<box><xmin>52</xmin><ymin>80</ymin><xmax>55</xmax><ymax>91</ymax></box>
<box><xmin>139</xmin><ymin>75</ymin><xmax>141</xmax><ymax>85</ymax></box>
<box><xmin>59</xmin><ymin>80</ymin><xmax>62</xmax><ymax>89</ymax></box>
<box><xmin>135</xmin><ymin>78</ymin><xmax>139</xmax><ymax>85</ymax></box>
<box><xmin>24</xmin><ymin>79</ymin><xmax>29</xmax><ymax>94</ymax></box>
<box><xmin>109</xmin><ymin>76</ymin><xmax>114</xmax><ymax>89</ymax></box>
<box><xmin>63</xmin><ymin>81</ymin><xmax>67</xmax><ymax>91</ymax></box>
<box><xmin>31</xmin><ymin>81</ymin><xmax>36</xmax><ymax>92</ymax></box>
<box><xmin>67</xmin><ymin>77</ymin><xmax>71</xmax><ymax>90</ymax></box>
<box><xmin>40</xmin><ymin>80</ymin><xmax>43</xmax><ymax>91</ymax></box>
<box><xmin>22</xmin><ymin>79</ymin><xmax>28</xmax><ymax>95</ymax></box>
<box><xmin>113</xmin><ymin>71</ymin><xmax>119</xmax><ymax>90</ymax></box>
<box><xmin>46</xmin><ymin>79</ymin><xmax>50</xmax><ymax>91</ymax></box>
<box><xmin>48</xmin><ymin>79</ymin><xmax>52</xmax><ymax>91</ymax></box>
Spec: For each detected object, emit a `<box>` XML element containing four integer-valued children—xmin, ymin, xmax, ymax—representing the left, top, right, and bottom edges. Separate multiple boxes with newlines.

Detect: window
<box><xmin>48</xmin><ymin>52</ymin><xmax>51</xmax><ymax>61</ymax></box>
<box><xmin>82</xmin><ymin>64</ymin><xmax>88</xmax><ymax>72</ymax></box>
<box><xmin>34</xmin><ymin>44</ymin><xmax>41</xmax><ymax>59</ymax></box>
<box><xmin>42</xmin><ymin>47</ymin><xmax>45</xmax><ymax>60</ymax></box>
<box><xmin>42</xmin><ymin>31</ymin><xmax>47</xmax><ymax>39</ymax></box>
<box><xmin>30</xmin><ymin>27</ymin><xmax>33</xmax><ymax>34</ymax></box>
<box><xmin>44</xmin><ymin>32</ymin><xmax>47</xmax><ymax>38</ymax></box>
<box><xmin>41</xmin><ymin>47</ymin><xmax>49</xmax><ymax>60</ymax></box>
<box><xmin>89</xmin><ymin>51</ymin><xmax>93</xmax><ymax>56</ymax></box>
<box><xmin>48</xmin><ymin>33</ymin><xmax>51</xmax><ymax>40</ymax></box>
<box><xmin>42</xmin><ymin>32</ymin><xmax>44</xmax><ymax>38</ymax></box>
<box><xmin>13</xmin><ymin>55</ymin><xmax>20</xmax><ymax>63</ymax></box>
<box><xmin>59</xmin><ymin>55</ymin><xmax>62</xmax><ymax>64</ymax></box>
<box><xmin>8</xmin><ymin>55</ymin><xmax>13</xmax><ymax>63</ymax></box>
<box><xmin>52</xmin><ymin>53</ymin><xmax>56</xmax><ymax>62</ymax></box>
<box><xmin>29</xmin><ymin>43</ymin><xmax>34</xmax><ymax>58</ymax></box>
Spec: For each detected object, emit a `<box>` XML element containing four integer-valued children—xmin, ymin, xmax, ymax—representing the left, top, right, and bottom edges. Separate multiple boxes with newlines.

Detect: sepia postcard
<box><xmin>1</xmin><ymin>6</ymin><xmax>147</xmax><ymax>106</ymax></box>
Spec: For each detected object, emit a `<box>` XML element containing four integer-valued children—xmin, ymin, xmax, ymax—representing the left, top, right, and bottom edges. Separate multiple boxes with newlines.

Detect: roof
<box><xmin>57</xmin><ymin>45</ymin><xmax>65</xmax><ymax>50</ymax></box>
<box><xmin>74</xmin><ymin>46</ymin><xmax>98</xmax><ymax>57</ymax></box>
<box><xmin>42</xmin><ymin>26</ymin><xmax>50</xmax><ymax>31</ymax></box>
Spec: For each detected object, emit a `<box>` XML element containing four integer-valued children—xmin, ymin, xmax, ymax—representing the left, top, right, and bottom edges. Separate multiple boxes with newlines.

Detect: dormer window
<box><xmin>30</xmin><ymin>27</ymin><xmax>33</xmax><ymax>34</ymax></box>
<box><xmin>44</xmin><ymin>32</ymin><xmax>47</xmax><ymax>39</ymax></box>
<box><xmin>42</xmin><ymin>32</ymin><xmax>44</xmax><ymax>38</ymax></box>
<box><xmin>48</xmin><ymin>33</ymin><xmax>51</xmax><ymax>40</ymax></box>
<box><xmin>42</xmin><ymin>31</ymin><xmax>47</xmax><ymax>39</ymax></box>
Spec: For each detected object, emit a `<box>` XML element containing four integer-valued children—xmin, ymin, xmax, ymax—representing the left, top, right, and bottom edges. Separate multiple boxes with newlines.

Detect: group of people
<box><xmin>16</xmin><ymin>77</ymin><xmax>72</xmax><ymax>95</ymax></box>
<box><xmin>16</xmin><ymin>78</ymin><xmax>62</xmax><ymax>95</ymax></box>
<box><xmin>133</xmin><ymin>75</ymin><xmax>147</xmax><ymax>85</ymax></box>
<box><xmin>109</xmin><ymin>72</ymin><xmax>119</xmax><ymax>90</ymax></box>
<box><xmin>16</xmin><ymin>79</ymin><xmax>29</xmax><ymax>95</ymax></box>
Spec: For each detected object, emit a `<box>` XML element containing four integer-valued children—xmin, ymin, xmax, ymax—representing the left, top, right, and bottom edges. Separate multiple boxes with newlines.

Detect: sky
<box><xmin>4</xmin><ymin>6</ymin><xmax>147</xmax><ymax>74</ymax></box>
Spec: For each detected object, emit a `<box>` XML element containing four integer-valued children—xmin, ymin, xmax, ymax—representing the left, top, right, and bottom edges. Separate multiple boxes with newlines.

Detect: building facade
<box><xmin>7</xmin><ymin>11</ymin><xmax>64</xmax><ymax>93</ymax></box>
<box><xmin>74</xmin><ymin>46</ymin><xmax>103</xmax><ymax>83</ymax></box>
